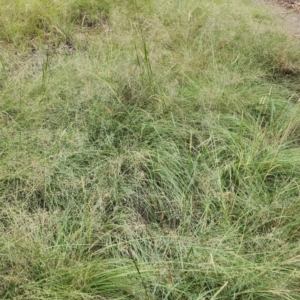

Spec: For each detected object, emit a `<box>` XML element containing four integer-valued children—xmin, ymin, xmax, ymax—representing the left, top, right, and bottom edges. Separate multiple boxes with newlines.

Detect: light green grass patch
<box><xmin>1</xmin><ymin>0</ymin><xmax>300</xmax><ymax>299</ymax></box>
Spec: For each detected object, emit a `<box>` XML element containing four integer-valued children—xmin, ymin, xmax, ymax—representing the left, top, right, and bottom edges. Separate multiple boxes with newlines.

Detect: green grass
<box><xmin>1</xmin><ymin>0</ymin><xmax>300</xmax><ymax>298</ymax></box>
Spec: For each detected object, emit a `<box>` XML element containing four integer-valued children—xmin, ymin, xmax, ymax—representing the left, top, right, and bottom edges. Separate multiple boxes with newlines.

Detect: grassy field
<box><xmin>1</xmin><ymin>0</ymin><xmax>300</xmax><ymax>299</ymax></box>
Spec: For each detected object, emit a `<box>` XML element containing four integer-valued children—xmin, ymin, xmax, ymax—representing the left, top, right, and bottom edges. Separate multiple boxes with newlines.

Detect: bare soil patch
<box><xmin>278</xmin><ymin>0</ymin><xmax>300</xmax><ymax>11</ymax></box>
<box><xmin>255</xmin><ymin>0</ymin><xmax>300</xmax><ymax>36</ymax></box>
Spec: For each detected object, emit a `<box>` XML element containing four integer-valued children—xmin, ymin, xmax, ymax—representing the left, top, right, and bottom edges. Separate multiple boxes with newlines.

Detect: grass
<box><xmin>1</xmin><ymin>0</ymin><xmax>300</xmax><ymax>298</ymax></box>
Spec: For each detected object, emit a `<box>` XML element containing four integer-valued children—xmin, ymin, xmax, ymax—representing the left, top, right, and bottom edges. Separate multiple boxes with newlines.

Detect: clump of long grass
<box><xmin>0</xmin><ymin>0</ymin><xmax>110</xmax><ymax>47</ymax></box>
<box><xmin>1</xmin><ymin>0</ymin><xmax>300</xmax><ymax>299</ymax></box>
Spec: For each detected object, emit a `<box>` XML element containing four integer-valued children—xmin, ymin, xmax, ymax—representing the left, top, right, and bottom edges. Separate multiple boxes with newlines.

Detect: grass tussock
<box><xmin>1</xmin><ymin>0</ymin><xmax>300</xmax><ymax>299</ymax></box>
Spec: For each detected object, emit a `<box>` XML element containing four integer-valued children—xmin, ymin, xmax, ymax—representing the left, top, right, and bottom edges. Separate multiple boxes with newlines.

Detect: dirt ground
<box><xmin>256</xmin><ymin>0</ymin><xmax>300</xmax><ymax>36</ymax></box>
<box><xmin>277</xmin><ymin>0</ymin><xmax>300</xmax><ymax>11</ymax></box>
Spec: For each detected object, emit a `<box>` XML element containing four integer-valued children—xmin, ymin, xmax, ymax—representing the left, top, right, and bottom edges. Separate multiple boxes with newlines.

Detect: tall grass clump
<box><xmin>0</xmin><ymin>0</ymin><xmax>110</xmax><ymax>48</ymax></box>
<box><xmin>1</xmin><ymin>0</ymin><xmax>300</xmax><ymax>298</ymax></box>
